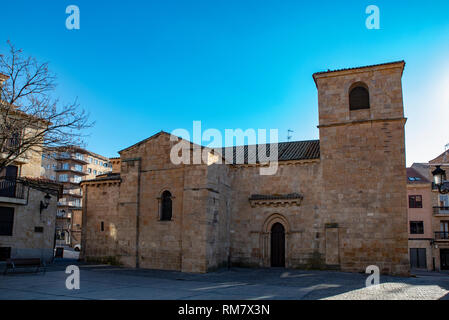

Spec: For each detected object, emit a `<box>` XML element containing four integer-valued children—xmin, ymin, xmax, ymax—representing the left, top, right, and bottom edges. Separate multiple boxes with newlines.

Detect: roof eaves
<box><xmin>312</xmin><ymin>61</ymin><xmax>406</xmax><ymax>85</ymax></box>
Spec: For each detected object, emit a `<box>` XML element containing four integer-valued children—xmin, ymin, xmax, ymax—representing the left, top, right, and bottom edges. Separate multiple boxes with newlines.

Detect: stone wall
<box><xmin>81</xmin><ymin>134</ymin><xmax>232</xmax><ymax>273</ymax></box>
<box><xmin>205</xmin><ymin>163</ymin><xmax>232</xmax><ymax>271</ymax></box>
<box><xmin>81</xmin><ymin>180</ymin><xmax>123</xmax><ymax>263</ymax></box>
<box><xmin>81</xmin><ymin>62</ymin><xmax>410</xmax><ymax>275</ymax></box>
<box><xmin>315</xmin><ymin>62</ymin><xmax>409</xmax><ymax>275</ymax></box>
<box><xmin>0</xmin><ymin>186</ymin><xmax>57</xmax><ymax>263</ymax></box>
<box><xmin>228</xmin><ymin>161</ymin><xmax>322</xmax><ymax>269</ymax></box>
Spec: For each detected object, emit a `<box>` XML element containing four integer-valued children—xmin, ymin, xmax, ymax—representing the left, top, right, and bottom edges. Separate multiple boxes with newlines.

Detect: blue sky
<box><xmin>1</xmin><ymin>0</ymin><xmax>449</xmax><ymax>165</ymax></box>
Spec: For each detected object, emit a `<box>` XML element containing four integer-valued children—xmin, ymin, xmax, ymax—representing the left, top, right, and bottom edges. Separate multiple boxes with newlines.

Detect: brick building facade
<box><xmin>80</xmin><ymin>62</ymin><xmax>410</xmax><ymax>275</ymax></box>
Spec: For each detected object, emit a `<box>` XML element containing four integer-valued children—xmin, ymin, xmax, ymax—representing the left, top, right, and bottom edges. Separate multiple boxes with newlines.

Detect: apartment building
<box><xmin>429</xmin><ymin>151</ymin><xmax>449</xmax><ymax>271</ymax></box>
<box><xmin>41</xmin><ymin>146</ymin><xmax>112</xmax><ymax>247</ymax></box>
<box><xmin>406</xmin><ymin>167</ymin><xmax>433</xmax><ymax>270</ymax></box>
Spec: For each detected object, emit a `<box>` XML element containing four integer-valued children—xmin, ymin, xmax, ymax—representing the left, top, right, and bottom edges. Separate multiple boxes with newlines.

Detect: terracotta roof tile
<box><xmin>406</xmin><ymin>167</ymin><xmax>431</xmax><ymax>184</ymax></box>
<box><xmin>313</xmin><ymin>61</ymin><xmax>405</xmax><ymax>77</ymax></box>
<box><xmin>220</xmin><ymin>140</ymin><xmax>320</xmax><ymax>164</ymax></box>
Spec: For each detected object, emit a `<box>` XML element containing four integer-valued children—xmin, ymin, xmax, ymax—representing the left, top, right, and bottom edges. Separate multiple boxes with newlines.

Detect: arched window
<box><xmin>349</xmin><ymin>83</ymin><xmax>370</xmax><ymax>110</ymax></box>
<box><xmin>160</xmin><ymin>191</ymin><xmax>172</xmax><ymax>221</ymax></box>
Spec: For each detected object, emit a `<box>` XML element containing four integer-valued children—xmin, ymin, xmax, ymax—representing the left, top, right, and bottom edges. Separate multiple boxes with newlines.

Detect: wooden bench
<box><xmin>3</xmin><ymin>258</ymin><xmax>46</xmax><ymax>275</ymax></box>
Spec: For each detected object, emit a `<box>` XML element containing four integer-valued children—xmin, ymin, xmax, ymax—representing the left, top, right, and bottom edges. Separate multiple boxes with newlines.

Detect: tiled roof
<box><xmin>81</xmin><ymin>172</ymin><xmax>121</xmax><ymax>184</ymax></box>
<box><xmin>429</xmin><ymin>150</ymin><xmax>449</xmax><ymax>164</ymax></box>
<box><xmin>249</xmin><ymin>193</ymin><xmax>303</xmax><ymax>201</ymax></box>
<box><xmin>219</xmin><ymin>140</ymin><xmax>320</xmax><ymax>164</ymax></box>
<box><xmin>406</xmin><ymin>167</ymin><xmax>431</xmax><ymax>184</ymax></box>
<box><xmin>313</xmin><ymin>61</ymin><xmax>405</xmax><ymax>77</ymax></box>
<box><xmin>47</xmin><ymin>145</ymin><xmax>111</xmax><ymax>161</ymax></box>
<box><xmin>119</xmin><ymin>131</ymin><xmax>320</xmax><ymax>164</ymax></box>
<box><xmin>20</xmin><ymin>177</ymin><xmax>63</xmax><ymax>197</ymax></box>
<box><xmin>410</xmin><ymin>163</ymin><xmax>432</xmax><ymax>180</ymax></box>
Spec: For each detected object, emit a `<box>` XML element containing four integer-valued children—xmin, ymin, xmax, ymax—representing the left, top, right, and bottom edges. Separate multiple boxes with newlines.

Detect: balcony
<box><xmin>63</xmin><ymin>189</ymin><xmax>83</xmax><ymax>198</ymax></box>
<box><xmin>433</xmin><ymin>206</ymin><xmax>449</xmax><ymax>216</ymax></box>
<box><xmin>55</xmin><ymin>153</ymin><xmax>88</xmax><ymax>165</ymax></box>
<box><xmin>58</xmin><ymin>178</ymin><xmax>83</xmax><ymax>186</ymax></box>
<box><xmin>435</xmin><ymin>232</ymin><xmax>449</xmax><ymax>240</ymax></box>
<box><xmin>55</xmin><ymin>166</ymin><xmax>87</xmax><ymax>176</ymax></box>
<box><xmin>57</xmin><ymin>210</ymin><xmax>72</xmax><ymax>218</ymax></box>
<box><xmin>0</xmin><ymin>137</ymin><xmax>30</xmax><ymax>165</ymax></box>
<box><xmin>58</xmin><ymin>200</ymin><xmax>82</xmax><ymax>209</ymax></box>
<box><xmin>0</xmin><ymin>136</ymin><xmax>20</xmax><ymax>155</ymax></box>
<box><xmin>0</xmin><ymin>178</ymin><xmax>26</xmax><ymax>204</ymax></box>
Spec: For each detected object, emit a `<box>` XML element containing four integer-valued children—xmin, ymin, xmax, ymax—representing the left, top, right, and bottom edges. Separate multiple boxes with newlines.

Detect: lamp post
<box><xmin>432</xmin><ymin>165</ymin><xmax>449</xmax><ymax>194</ymax></box>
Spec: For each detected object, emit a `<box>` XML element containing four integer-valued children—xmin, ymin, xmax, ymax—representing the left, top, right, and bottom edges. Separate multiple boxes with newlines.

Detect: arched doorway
<box><xmin>271</xmin><ymin>223</ymin><xmax>285</xmax><ymax>267</ymax></box>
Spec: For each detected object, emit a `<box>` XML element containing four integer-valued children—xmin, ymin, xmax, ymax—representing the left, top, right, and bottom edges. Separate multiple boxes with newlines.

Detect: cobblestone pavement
<box><xmin>0</xmin><ymin>262</ymin><xmax>448</xmax><ymax>300</ymax></box>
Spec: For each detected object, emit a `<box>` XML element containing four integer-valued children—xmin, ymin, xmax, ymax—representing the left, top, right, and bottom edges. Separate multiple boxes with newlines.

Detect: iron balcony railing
<box><xmin>435</xmin><ymin>232</ymin><xmax>449</xmax><ymax>240</ymax></box>
<box><xmin>0</xmin><ymin>178</ymin><xmax>26</xmax><ymax>199</ymax></box>
<box><xmin>58</xmin><ymin>200</ymin><xmax>82</xmax><ymax>208</ymax></box>
<box><xmin>433</xmin><ymin>206</ymin><xmax>449</xmax><ymax>215</ymax></box>
<box><xmin>55</xmin><ymin>153</ymin><xmax>88</xmax><ymax>164</ymax></box>
<box><xmin>0</xmin><ymin>135</ymin><xmax>21</xmax><ymax>155</ymax></box>
<box><xmin>55</xmin><ymin>166</ymin><xmax>87</xmax><ymax>175</ymax></box>
<box><xmin>63</xmin><ymin>189</ymin><xmax>83</xmax><ymax>197</ymax></box>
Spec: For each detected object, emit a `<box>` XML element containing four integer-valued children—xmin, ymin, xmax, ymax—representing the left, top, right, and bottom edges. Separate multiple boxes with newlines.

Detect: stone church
<box><xmin>80</xmin><ymin>61</ymin><xmax>409</xmax><ymax>275</ymax></box>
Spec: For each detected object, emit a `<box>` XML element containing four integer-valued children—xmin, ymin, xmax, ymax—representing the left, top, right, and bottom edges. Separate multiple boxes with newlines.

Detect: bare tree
<box><xmin>0</xmin><ymin>40</ymin><xmax>93</xmax><ymax>171</ymax></box>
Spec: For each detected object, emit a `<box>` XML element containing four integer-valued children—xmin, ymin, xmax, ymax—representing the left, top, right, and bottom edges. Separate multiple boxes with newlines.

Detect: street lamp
<box><xmin>40</xmin><ymin>193</ymin><xmax>52</xmax><ymax>214</ymax></box>
<box><xmin>432</xmin><ymin>165</ymin><xmax>449</xmax><ymax>194</ymax></box>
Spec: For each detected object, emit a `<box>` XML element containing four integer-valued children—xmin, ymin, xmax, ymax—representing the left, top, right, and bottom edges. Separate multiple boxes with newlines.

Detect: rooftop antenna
<box><xmin>287</xmin><ymin>129</ymin><xmax>294</xmax><ymax>142</ymax></box>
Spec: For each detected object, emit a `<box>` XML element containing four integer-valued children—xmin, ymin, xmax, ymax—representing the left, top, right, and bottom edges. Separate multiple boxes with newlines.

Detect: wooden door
<box><xmin>441</xmin><ymin>249</ymin><xmax>449</xmax><ymax>270</ymax></box>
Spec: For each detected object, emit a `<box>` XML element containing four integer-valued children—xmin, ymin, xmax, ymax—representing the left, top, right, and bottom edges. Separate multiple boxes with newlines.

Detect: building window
<box><xmin>0</xmin><ymin>207</ymin><xmax>14</xmax><ymax>236</ymax></box>
<box><xmin>93</xmin><ymin>170</ymin><xmax>97</xmax><ymax>175</ymax></box>
<box><xmin>349</xmin><ymin>82</ymin><xmax>370</xmax><ymax>110</ymax></box>
<box><xmin>440</xmin><ymin>195</ymin><xmax>449</xmax><ymax>207</ymax></box>
<box><xmin>59</xmin><ymin>174</ymin><xmax>68</xmax><ymax>182</ymax></box>
<box><xmin>73</xmin><ymin>175</ymin><xmax>82</xmax><ymax>183</ymax></box>
<box><xmin>75</xmin><ymin>164</ymin><xmax>83</xmax><ymax>172</ymax></box>
<box><xmin>100</xmin><ymin>221</ymin><xmax>104</xmax><ymax>232</ymax></box>
<box><xmin>88</xmin><ymin>168</ymin><xmax>92</xmax><ymax>173</ymax></box>
<box><xmin>0</xmin><ymin>247</ymin><xmax>11</xmax><ymax>261</ymax></box>
<box><xmin>410</xmin><ymin>221</ymin><xmax>424</xmax><ymax>234</ymax></box>
<box><xmin>34</xmin><ymin>226</ymin><xmax>44</xmax><ymax>233</ymax></box>
<box><xmin>409</xmin><ymin>195</ymin><xmax>423</xmax><ymax>208</ymax></box>
<box><xmin>160</xmin><ymin>191</ymin><xmax>172</xmax><ymax>221</ymax></box>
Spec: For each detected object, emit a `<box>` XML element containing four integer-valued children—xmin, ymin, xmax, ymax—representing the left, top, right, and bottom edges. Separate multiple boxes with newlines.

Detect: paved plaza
<box><xmin>1</xmin><ymin>262</ymin><xmax>449</xmax><ymax>300</ymax></box>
